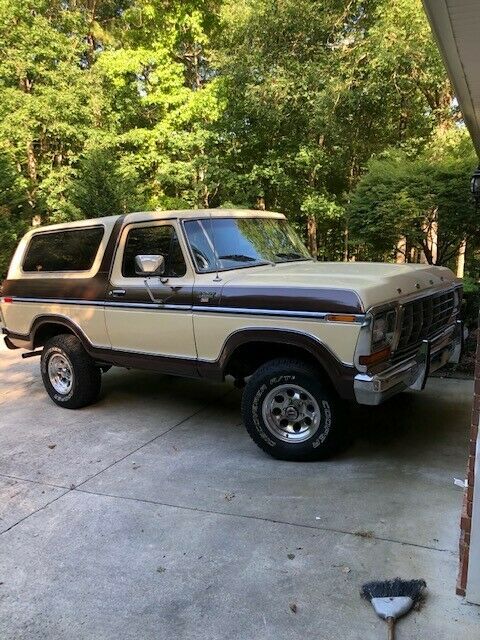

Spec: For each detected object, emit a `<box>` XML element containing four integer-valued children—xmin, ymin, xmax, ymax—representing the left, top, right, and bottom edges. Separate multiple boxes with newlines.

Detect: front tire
<box><xmin>241</xmin><ymin>358</ymin><xmax>346</xmax><ymax>461</ymax></box>
<box><xmin>41</xmin><ymin>334</ymin><xmax>101</xmax><ymax>409</ymax></box>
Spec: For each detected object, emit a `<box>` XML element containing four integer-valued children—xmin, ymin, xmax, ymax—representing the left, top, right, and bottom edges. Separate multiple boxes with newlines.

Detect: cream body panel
<box><xmin>193</xmin><ymin>313</ymin><xmax>361</xmax><ymax>365</ymax></box>
<box><xmin>104</xmin><ymin>307</ymin><xmax>196</xmax><ymax>357</ymax></box>
<box><xmin>3</xmin><ymin>302</ymin><xmax>110</xmax><ymax>347</ymax></box>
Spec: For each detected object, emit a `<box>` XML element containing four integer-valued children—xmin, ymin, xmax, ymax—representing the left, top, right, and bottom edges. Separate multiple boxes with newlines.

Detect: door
<box><xmin>105</xmin><ymin>220</ymin><xmax>197</xmax><ymax>363</ymax></box>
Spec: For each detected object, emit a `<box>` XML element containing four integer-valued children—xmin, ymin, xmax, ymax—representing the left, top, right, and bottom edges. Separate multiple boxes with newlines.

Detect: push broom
<box><xmin>361</xmin><ymin>578</ymin><xmax>427</xmax><ymax>639</ymax></box>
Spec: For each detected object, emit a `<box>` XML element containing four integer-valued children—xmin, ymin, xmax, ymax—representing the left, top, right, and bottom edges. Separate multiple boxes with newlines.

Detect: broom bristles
<box><xmin>361</xmin><ymin>578</ymin><xmax>426</xmax><ymax>602</ymax></box>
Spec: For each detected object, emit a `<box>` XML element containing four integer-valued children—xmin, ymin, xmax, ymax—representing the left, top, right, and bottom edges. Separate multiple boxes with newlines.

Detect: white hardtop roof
<box><xmin>124</xmin><ymin>208</ymin><xmax>285</xmax><ymax>224</ymax></box>
<box><xmin>30</xmin><ymin>208</ymin><xmax>285</xmax><ymax>234</ymax></box>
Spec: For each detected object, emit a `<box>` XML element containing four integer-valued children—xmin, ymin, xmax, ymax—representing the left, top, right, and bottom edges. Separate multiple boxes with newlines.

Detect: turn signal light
<box><xmin>359</xmin><ymin>346</ymin><xmax>391</xmax><ymax>366</ymax></box>
<box><xmin>325</xmin><ymin>314</ymin><xmax>358</xmax><ymax>323</ymax></box>
<box><xmin>1</xmin><ymin>297</ymin><xmax>13</xmax><ymax>304</ymax></box>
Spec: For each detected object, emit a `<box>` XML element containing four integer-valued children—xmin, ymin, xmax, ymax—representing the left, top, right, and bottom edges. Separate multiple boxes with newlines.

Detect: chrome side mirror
<box><xmin>135</xmin><ymin>254</ymin><xmax>165</xmax><ymax>276</ymax></box>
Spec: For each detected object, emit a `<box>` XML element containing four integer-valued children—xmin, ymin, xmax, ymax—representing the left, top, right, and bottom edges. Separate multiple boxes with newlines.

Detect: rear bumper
<box><xmin>354</xmin><ymin>320</ymin><xmax>463</xmax><ymax>406</ymax></box>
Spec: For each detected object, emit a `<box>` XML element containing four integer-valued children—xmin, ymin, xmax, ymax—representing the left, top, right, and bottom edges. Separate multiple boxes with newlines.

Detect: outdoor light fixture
<box><xmin>470</xmin><ymin>166</ymin><xmax>480</xmax><ymax>202</ymax></box>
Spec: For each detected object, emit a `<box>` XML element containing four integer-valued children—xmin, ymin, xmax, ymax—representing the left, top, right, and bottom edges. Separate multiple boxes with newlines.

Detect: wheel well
<box><xmin>33</xmin><ymin>322</ymin><xmax>75</xmax><ymax>349</ymax></box>
<box><xmin>224</xmin><ymin>341</ymin><xmax>329</xmax><ymax>383</ymax></box>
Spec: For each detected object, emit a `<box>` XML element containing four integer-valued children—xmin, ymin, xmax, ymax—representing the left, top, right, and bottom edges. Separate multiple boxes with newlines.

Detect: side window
<box><xmin>122</xmin><ymin>225</ymin><xmax>187</xmax><ymax>278</ymax></box>
<box><xmin>23</xmin><ymin>227</ymin><xmax>104</xmax><ymax>272</ymax></box>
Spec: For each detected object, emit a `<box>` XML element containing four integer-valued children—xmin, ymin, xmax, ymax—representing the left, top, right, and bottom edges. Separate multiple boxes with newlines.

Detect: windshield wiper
<box><xmin>218</xmin><ymin>254</ymin><xmax>257</xmax><ymax>262</ymax></box>
<box><xmin>217</xmin><ymin>254</ymin><xmax>276</xmax><ymax>268</ymax></box>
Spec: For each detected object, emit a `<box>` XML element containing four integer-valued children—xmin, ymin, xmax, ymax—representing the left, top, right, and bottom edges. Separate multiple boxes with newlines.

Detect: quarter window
<box><xmin>122</xmin><ymin>225</ymin><xmax>187</xmax><ymax>278</ymax></box>
<box><xmin>23</xmin><ymin>227</ymin><xmax>104</xmax><ymax>272</ymax></box>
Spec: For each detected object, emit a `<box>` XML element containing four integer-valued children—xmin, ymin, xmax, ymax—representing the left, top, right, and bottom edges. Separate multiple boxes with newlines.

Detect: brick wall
<box><xmin>457</xmin><ymin>329</ymin><xmax>480</xmax><ymax>596</ymax></box>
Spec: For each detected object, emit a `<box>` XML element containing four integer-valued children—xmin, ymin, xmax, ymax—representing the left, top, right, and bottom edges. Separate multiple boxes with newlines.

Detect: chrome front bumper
<box><xmin>354</xmin><ymin>320</ymin><xmax>463</xmax><ymax>406</ymax></box>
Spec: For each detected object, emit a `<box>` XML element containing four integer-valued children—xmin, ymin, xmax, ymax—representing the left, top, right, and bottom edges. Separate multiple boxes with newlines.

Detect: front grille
<box><xmin>393</xmin><ymin>288</ymin><xmax>457</xmax><ymax>361</ymax></box>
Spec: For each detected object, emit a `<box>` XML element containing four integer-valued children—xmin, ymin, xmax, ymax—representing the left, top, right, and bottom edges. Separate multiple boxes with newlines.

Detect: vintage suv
<box><xmin>0</xmin><ymin>209</ymin><xmax>463</xmax><ymax>460</ymax></box>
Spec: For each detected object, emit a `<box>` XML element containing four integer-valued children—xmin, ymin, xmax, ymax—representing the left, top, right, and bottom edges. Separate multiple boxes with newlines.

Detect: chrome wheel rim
<box><xmin>262</xmin><ymin>383</ymin><xmax>321</xmax><ymax>443</ymax></box>
<box><xmin>48</xmin><ymin>353</ymin><xmax>73</xmax><ymax>395</ymax></box>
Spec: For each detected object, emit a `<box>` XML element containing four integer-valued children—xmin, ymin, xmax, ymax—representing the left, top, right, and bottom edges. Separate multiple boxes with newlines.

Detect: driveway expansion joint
<box><xmin>0</xmin><ymin>390</ymin><xmax>232</xmax><ymax>536</ymax></box>
<box><xmin>0</xmin><ymin>472</ymin><xmax>69</xmax><ymax>490</ymax></box>
<box><xmin>73</xmin><ymin>486</ymin><xmax>456</xmax><ymax>556</ymax></box>
<box><xmin>0</xmin><ymin>489</ymin><xmax>70</xmax><ymax>535</ymax></box>
<box><xmin>73</xmin><ymin>390</ymin><xmax>233</xmax><ymax>492</ymax></box>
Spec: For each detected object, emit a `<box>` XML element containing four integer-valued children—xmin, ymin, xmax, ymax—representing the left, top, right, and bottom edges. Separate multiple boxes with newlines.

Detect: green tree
<box><xmin>212</xmin><ymin>0</ymin><xmax>456</xmax><ymax>258</ymax></box>
<box><xmin>0</xmin><ymin>1</ymin><xmax>102</xmax><ymax>225</ymax></box>
<box><xmin>93</xmin><ymin>0</ymin><xmax>224</xmax><ymax>209</ymax></box>
<box><xmin>70</xmin><ymin>148</ymin><xmax>146</xmax><ymax>218</ymax></box>
<box><xmin>348</xmin><ymin>131</ymin><xmax>478</xmax><ymax>266</ymax></box>
<box><xmin>0</xmin><ymin>0</ymin><xmax>472</xmax><ymax>276</ymax></box>
<box><xmin>0</xmin><ymin>152</ymin><xmax>29</xmax><ymax>277</ymax></box>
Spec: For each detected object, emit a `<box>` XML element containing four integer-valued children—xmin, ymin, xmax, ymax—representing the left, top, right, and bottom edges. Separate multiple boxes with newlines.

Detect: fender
<box><xmin>5</xmin><ymin>315</ymin><xmax>95</xmax><ymax>351</ymax></box>
<box><xmin>198</xmin><ymin>327</ymin><xmax>356</xmax><ymax>400</ymax></box>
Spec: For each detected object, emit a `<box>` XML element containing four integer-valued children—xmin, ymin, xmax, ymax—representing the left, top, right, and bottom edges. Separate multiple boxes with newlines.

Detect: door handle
<box><xmin>109</xmin><ymin>289</ymin><xmax>126</xmax><ymax>297</ymax></box>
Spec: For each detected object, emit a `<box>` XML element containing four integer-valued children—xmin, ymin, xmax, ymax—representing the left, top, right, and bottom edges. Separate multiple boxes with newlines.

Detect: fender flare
<box><xmin>28</xmin><ymin>315</ymin><xmax>94</xmax><ymax>351</ymax></box>
<box><xmin>201</xmin><ymin>327</ymin><xmax>356</xmax><ymax>400</ymax></box>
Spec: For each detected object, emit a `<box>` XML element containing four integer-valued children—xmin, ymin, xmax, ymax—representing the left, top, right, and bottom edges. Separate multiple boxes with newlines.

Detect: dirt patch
<box><xmin>354</xmin><ymin>530</ymin><xmax>375</xmax><ymax>539</ymax></box>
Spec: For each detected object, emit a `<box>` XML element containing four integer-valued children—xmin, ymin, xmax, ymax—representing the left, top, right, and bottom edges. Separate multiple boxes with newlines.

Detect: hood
<box><xmin>220</xmin><ymin>261</ymin><xmax>459</xmax><ymax>313</ymax></box>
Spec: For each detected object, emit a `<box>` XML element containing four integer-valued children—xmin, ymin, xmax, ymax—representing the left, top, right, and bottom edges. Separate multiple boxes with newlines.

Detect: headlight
<box><xmin>371</xmin><ymin>309</ymin><xmax>397</xmax><ymax>351</ymax></box>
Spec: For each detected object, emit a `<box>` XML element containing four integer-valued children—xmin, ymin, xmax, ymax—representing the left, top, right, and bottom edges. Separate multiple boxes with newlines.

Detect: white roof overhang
<box><xmin>423</xmin><ymin>0</ymin><xmax>480</xmax><ymax>157</ymax></box>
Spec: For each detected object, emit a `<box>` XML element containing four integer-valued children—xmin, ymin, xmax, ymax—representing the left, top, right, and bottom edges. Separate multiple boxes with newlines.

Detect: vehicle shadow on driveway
<box><xmin>347</xmin><ymin>377</ymin><xmax>471</xmax><ymax>458</ymax></box>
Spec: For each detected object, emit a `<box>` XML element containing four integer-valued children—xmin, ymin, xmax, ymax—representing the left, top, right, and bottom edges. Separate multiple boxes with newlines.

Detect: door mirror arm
<box><xmin>144</xmin><ymin>277</ymin><xmax>165</xmax><ymax>305</ymax></box>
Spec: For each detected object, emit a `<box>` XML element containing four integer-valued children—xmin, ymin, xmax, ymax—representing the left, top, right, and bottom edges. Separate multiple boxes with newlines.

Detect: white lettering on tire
<box><xmin>252</xmin><ymin>383</ymin><xmax>276</xmax><ymax>446</ymax></box>
<box><xmin>312</xmin><ymin>400</ymin><xmax>331</xmax><ymax>448</ymax></box>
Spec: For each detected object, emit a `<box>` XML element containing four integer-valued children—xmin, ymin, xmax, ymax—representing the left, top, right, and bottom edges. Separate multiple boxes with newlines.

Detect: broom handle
<box><xmin>386</xmin><ymin>617</ymin><xmax>395</xmax><ymax>640</ymax></box>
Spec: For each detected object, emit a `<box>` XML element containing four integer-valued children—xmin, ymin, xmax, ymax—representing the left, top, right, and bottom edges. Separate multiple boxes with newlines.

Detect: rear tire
<box><xmin>41</xmin><ymin>334</ymin><xmax>101</xmax><ymax>409</ymax></box>
<box><xmin>241</xmin><ymin>358</ymin><xmax>346</xmax><ymax>461</ymax></box>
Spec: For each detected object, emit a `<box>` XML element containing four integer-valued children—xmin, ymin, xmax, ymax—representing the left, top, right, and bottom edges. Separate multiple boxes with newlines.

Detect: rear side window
<box><xmin>23</xmin><ymin>227</ymin><xmax>104</xmax><ymax>272</ymax></box>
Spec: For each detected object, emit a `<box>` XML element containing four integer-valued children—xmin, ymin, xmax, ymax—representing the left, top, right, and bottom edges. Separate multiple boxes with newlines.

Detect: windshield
<box><xmin>183</xmin><ymin>217</ymin><xmax>312</xmax><ymax>273</ymax></box>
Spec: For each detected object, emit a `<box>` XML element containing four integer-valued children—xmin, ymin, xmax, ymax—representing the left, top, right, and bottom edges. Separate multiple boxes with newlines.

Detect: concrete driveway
<box><xmin>1</xmin><ymin>341</ymin><xmax>479</xmax><ymax>639</ymax></box>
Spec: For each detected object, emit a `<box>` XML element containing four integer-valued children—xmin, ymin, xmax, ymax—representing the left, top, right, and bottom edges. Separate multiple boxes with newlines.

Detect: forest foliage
<box><xmin>0</xmin><ymin>0</ymin><xmax>477</xmax><ymax>278</ymax></box>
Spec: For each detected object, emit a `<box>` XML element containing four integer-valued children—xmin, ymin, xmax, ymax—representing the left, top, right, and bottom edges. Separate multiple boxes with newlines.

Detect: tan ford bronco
<box><xmin>0</xmin><ymin>209</ymin><xmax>463</xmax><ymax>460</ymax></box>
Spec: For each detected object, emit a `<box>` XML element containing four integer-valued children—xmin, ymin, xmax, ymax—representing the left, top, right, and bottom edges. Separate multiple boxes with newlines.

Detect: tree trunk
<box><xmin>256</xmin><ymin>196</ymin><xmax>266</xmax><ymax>211</ymax></box>
<box><xmin>422</xmin><ymin>208</ymin><xmax>438</xmax><ymax>265</ymax></box>
<box><xmin>307</xmin><ymin>215</ymin><xmax>317</xmax><ymax>259</ymax></box>
<box><xmin>26</xmin><ymin>140</ymin><xmax>40</xmax><ymax>226</ymax></box>
<box><xmin>456</xmin><ymin>238</ymin><xmax>467</xmax><ymax>278</ymax></box>
<box><xmin>19</xmin><ymin>75</ymin><xmax>39</xmax><ymax>225</ymax></box>
<box><xmin>195</xmin><ymin>164</ymin><xmax>209</xmax><ymax>208</ymax></box>
<box><xmin>343</xmin><ymin>223</ymin><xmax>349</xmax><ymax>262</ymax></box>
<box><xmin>396</xmin><ymin>237</ymin><xmax>407</xmax><ymax>263</ymax></box>
<box><xmin>85</xmin><ymin>0</ymin><xmax>99</xmax><ymax>67</ymax></box>
<box><xmin>430</xmin><ymin>216</ymin><xmax>438</xmax><ymax>264</ymax></box>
